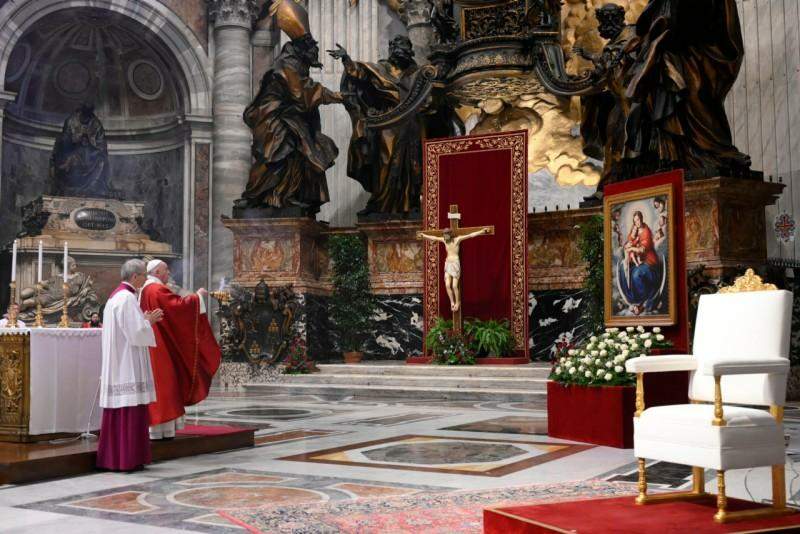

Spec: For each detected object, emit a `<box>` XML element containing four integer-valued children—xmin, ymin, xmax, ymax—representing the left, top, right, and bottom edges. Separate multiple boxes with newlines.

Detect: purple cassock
<box><xmin>96</xmin><ymin>282</ymin><xmax>155</xmax><ymax>471</ymax></box>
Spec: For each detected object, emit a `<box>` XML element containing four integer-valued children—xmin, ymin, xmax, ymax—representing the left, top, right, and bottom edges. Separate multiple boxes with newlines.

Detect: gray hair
<box><xmin>120</xmin><ymin>259</ymin><xmax>146</xmax><ymax>281</ymax></box>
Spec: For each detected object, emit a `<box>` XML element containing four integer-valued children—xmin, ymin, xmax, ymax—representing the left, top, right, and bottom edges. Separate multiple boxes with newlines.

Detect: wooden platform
<box><xmin>484</xmin><ymin>495</ymin><xmax>800</xmax><ymax>533</ymax></box>
<box><xmin>0</xmin><ymin>424</ymin><xmax>254</xmax><ymax>485</ymax></box>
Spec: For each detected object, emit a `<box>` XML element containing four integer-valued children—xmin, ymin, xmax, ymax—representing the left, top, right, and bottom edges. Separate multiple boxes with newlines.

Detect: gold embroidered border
<box><xmin>423</xmin><ymin>131</ymin><xmax>528</xmax><ymax>350</ymax></box>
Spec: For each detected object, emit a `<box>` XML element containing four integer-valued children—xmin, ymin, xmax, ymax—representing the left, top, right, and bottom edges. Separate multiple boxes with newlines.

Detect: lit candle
<box><xmin>10</xmin><ymin>239</ymin><xmax>17</xmax><ymax>282</ymax></box>
<box><xmin>63</xmin><ymin>242</ymin><xmax>68</xmax><ymax>283</ymax></box>
<box><xmin>37</xmin><ymin>241</ymin><xmax>43</xmax><ymax>283</ymax></box>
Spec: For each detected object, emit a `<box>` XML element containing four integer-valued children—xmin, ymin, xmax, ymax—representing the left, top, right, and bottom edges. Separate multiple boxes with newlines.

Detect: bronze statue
<box><xmin>536</xmin><ymin>0</ymin><xmax>753</xmax><ymax>202</ymax></box>
<box><xmin>50</xmin><ymin>102</ymin><xmax>112</xmax><ymax>198</ymax></box>
<box><xmin>329</xmin><ymin>35</ymin><xmax>461</xmax><ymax>218</ymax></box>
<box><xmin>18</xmin><ymin>256</ymin><xmax>99</xmax><ymax>323</ymax></box>
<box><xmin>623</xmin><ymin>0</ymin><xmax>751</xmax><ymax>178</ymax></box>
<box><xmin>235</xmin><ymin>0</ymin><xmax>342</xmax><ymax>217</ymax></box>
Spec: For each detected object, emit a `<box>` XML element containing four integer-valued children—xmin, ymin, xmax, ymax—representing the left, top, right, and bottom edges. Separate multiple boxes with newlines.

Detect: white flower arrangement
<box><xmin>550</xmin><ymin>326</ymin><xmax>672</xmax><ymax>387</ymax></box>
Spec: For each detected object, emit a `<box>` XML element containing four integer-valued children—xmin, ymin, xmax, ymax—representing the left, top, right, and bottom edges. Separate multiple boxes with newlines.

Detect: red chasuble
<box><xmin>139</xmin><ymin>283</ymin><xmax>221</xmax><ymax>426</ymax></box>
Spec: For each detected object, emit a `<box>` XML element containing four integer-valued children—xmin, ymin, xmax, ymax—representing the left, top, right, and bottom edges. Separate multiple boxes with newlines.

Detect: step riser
<box><xmin>316</xmin><ymin>365</ymin><xmax>550</xmax><ymax>378</ymax></box>
<box><xmin>245</xmin><ymin>384</ymin><xmax>543</xmax><ymax>403</ymax></box>
<box><xmin>286</xmin><ymin>376</ymin><xmax>546</xmax><ymax>390</ymax></box>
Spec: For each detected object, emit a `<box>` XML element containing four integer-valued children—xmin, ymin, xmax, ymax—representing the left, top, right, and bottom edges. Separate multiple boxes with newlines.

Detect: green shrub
<box><xmin>465</xmin><ymin>319</ymin><xmax>514</xmax><ymax>357</ymax></box>
<box><xmin>328</xmin><ymin>234</ymin><xmax>375</xmax><ymax>353</ymax></box>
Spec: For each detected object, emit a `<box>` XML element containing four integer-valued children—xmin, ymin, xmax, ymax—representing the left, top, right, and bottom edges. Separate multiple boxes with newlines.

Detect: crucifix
<box><xmin>417</xmin><ymin>204</ymin><xmax>494</xmax><ymax>333</ymax></box>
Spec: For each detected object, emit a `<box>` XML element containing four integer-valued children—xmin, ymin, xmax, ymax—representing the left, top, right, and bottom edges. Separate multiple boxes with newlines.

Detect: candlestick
<box><xmin>5</xmin><ymin>281</ymin><xmax>17</xmax><ymax>329</ymax></box>
<box><xmin>33</xmin><ymin>283</ymin><xmax>44</xmax><ymax>328</ymax></box>
<box><xmin>63</xmin><ymin>242</ymin><xmax>68</xmax><ymax>283</ymax></box>
<box><xmin>37</xmin><ymin>240</ymin><xmax>43</xmax><ymax>283</ymax></box>
<box><xmin>10</xmin><ymin>239</ymin><xmax>17</xmax><ymax>282</ymax></box>
<box><xmin>58</xmin><ymin>282</ymin><xmax>70</xmax><ymax>328</ymax></box>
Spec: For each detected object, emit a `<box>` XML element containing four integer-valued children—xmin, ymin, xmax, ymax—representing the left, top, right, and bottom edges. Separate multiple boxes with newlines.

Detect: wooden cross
<box><xmin>417</xmin><ymin>204</ymin><xmax>494</xmax><ymax>334</ymax></box>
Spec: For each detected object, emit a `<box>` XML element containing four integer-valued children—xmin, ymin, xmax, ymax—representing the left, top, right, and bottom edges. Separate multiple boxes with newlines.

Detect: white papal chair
<box><xmin>624</xmin><ymin>269</ymin><xmax>793</xmax><ymax>523</ymax></box>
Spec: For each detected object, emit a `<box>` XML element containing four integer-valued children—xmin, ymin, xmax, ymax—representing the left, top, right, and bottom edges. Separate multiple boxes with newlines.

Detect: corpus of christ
<box><xmin>0</xmin><ymin>0</ymin><xmax>799</xmax><ymax>532</ymax></box>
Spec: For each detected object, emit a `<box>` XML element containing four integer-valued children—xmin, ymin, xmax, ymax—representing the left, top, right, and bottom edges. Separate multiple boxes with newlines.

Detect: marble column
<box><xmin>207</xmin><ymin>0</ymin><xmax>257</xmax><ymax>287</ymax></box>
<box><xmin>403</xmin><ymin>0</ymin><xmax>434</xmax><ymax>64</ymax></box>
<box><xmin>0</xmin><ymin>90</ymin><xmax>17</xmax><ymax>245</ymax></box>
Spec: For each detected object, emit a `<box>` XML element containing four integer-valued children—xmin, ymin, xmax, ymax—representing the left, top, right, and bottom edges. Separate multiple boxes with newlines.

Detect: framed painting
<box><xmin>603</xmin><ymin>183</ymin><xmax>677</xmax><ymax>326</ymax></box>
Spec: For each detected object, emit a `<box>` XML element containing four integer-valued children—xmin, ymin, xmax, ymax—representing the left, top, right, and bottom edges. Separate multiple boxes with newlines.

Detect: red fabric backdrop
<box><xmin>423</xmin><ymin>131</ymin><xmax>529</xmax><ymax>355</ymax></box>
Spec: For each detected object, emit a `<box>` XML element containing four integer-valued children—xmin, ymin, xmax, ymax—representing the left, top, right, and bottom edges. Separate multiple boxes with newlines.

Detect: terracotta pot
<box><xmin>343</xmin><ymin>351</ymin><xmax>363</xmax><ymax>364</ymax></box>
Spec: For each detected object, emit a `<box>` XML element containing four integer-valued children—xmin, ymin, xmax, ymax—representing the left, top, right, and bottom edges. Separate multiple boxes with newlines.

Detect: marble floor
<box><xmin>2</xmin><ymin>390</ymin><xmax>800</xmax><ymax>533</ymax></box>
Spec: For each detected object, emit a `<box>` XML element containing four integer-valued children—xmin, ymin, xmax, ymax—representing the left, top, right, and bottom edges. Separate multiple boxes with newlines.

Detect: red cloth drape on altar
<box><xmin>423</xmin><ymin>131</ymin><xmax>529</xmax><ymax>355</ymax></box>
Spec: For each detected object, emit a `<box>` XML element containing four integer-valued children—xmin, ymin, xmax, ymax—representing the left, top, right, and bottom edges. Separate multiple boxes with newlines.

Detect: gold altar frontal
<box><xmin>0</xmin><ymin>332</ymin><xmax>31</xmax><ymax>442</ymax></box>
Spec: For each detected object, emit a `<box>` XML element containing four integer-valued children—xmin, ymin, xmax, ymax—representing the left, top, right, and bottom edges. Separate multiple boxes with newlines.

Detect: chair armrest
<box><xmin>625</xmin><ymin>355</ymin><xmax>697</xmax><ymax>373</ymax></box>
<box><xmin>701</xmin><ymin>358</ymin><xmax>789</xmax><ymax>376</ymax></box>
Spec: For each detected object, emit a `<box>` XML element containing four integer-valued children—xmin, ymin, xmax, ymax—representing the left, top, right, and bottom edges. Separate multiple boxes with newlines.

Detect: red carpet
<box><xmin>484</xmin><ymin>495</ymin><xmax>800</xmax><ymax>533</ymax></box>
<box><xmin>177</xmin><ymin>424</ymin><xmax>251</xmax><ymax>436</ymax></box>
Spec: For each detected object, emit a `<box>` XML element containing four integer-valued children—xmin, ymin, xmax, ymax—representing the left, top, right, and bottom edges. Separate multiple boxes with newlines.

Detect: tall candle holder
<box><xmin>33</xmin><ymin>283</ymin><xmax>44</xmax><ymax>328</ymax></box>
<box><xmin>5</xmin><ymin>281</ymin><xmax>17</xmax><ymax>328</ymax></box>
<box><xmin>58</xmin><ymin>282</ymin><xmax>70</xmax><ymax>328</ymax></box>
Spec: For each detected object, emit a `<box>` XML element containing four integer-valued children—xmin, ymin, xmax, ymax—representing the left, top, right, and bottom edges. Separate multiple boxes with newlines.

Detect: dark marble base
<box><xmin>304</xmin><ymin>293</ymin><xmax>423</xmax><ymax>361</ymax></box>
<box><xmin>299</xmin><ymin>289</ymin><xmax>592</xmax><ymax>363</ymax></box>
<box><xmin>529</xmin><ymin>289</ymin><xmax>593</xmax><ymax>362</ymax></box>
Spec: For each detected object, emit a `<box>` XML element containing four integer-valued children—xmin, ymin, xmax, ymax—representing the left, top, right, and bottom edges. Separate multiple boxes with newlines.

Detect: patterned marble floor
<box><xmin>2</xmin><ymin>389</ymin><xmax>800</xmax><ymax>533</ymax></box>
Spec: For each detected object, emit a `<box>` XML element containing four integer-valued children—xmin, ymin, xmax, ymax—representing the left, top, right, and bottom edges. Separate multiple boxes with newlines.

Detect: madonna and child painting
<box><xmin>604</xmin><ymin>184</ymin><xmax>676</xmax><ymax>326</ymax></box>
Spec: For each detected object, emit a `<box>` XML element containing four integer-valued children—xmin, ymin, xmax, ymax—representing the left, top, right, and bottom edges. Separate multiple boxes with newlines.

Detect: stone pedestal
<box><xmin>527</xmin><ymin>177</ymin><xmax>784</xmax><ymax>289</ymax></box>
<box><xmin>685</xmin><ymin>177</ymin><xmax>783</xmax><ymax>277</ymax></box>
<box><xmin>528</xmin><ymin>208</ymin><xmax>599</xmax><ymax>291</ymax></box>
<box><xmin>358</xmin><ymin>219</ymin><xmax>423</xmax><ymax>295</ymax></box>
<box><xmin>222</xmin><ymin>216</ymin><xmax>328</xmax><ymax>294</ymax></box>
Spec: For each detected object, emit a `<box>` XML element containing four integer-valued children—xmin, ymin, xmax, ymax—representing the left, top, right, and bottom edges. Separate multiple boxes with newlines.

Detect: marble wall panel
<box><xmin>108</xmin><ymin>148</ymin><xmax>184</xmax><ymax>254</ymax></box>
<box><xmin>305</xmin><ymin>293</ymin><xmax>423</xmax><ymax>361</ymax></box>
<box><xmin>529</xmin><ymin>289</ymin><xmax>592</xmax><ymax>362</ymax></box>
<box><xmin>194</xmin><ymin>143</ymin><xmax>210</xmax><ymax>289</ymax></box>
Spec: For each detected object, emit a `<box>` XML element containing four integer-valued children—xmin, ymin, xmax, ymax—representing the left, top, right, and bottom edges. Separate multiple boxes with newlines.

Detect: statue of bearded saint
<box><xmin>235</xmin><ymin>34</ymin><xmax>344</xmax><ymax>216</ymax></box>
<box><xmin>329</xmin><ymin>35</ymin><xmax>462</xmax><ymax>218</ymax></box>
<box><xmin>577</xmin><ymin>0</ymin><xmax>752</xmax><ymax>205</ymax></box>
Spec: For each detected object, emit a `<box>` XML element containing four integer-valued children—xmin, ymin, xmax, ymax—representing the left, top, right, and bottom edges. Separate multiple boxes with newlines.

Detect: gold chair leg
<box><xmin>635</xmin><ymin>458</ymin><xmax>647</xmax><ymax>505</ymax></box>
<box><xmin>773</xmin><ymin>464</ymin><xmax>787</xmax><ymax>509</ymax></box>
<box><xmin>714</xmin><ymin>470</ymin><xmax>727</xmax><ymax>523</ymax></box>
<box><xmin>692</xmin><ymin>466</ymin><xmax>705</xmax><ymax>495</ymax></box>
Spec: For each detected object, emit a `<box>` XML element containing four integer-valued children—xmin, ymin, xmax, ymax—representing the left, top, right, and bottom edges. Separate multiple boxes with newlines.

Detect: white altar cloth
<box><xmin>1</xmin><ymin>328</ymin><xmax>102</xmax><ymax>435</ymax></box>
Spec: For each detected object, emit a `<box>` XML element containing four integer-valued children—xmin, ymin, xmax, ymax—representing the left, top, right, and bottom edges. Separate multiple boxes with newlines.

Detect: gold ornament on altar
<box><xmin>718</xmin><ymin>269</ymin><xmax>777</xmax><ymax>294</ymax></box>
<box><xmin>5</xmin><ymin>282</ymin><xmax>18</xmax><ymax>329</ymax></box>
<box><xmin>33</xmin><ymin>284</ymin><xmax>44</xmax><ymax>328</ymax></box>
<box><xmin>58</xmin><ymin>283</ymin><xmax>70</xmax><ymax>328</ymax></box>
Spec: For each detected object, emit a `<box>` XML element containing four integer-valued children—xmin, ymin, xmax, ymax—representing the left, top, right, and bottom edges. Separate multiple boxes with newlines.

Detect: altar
<box><xmin>0</xmin><ymin>328</ymin><xmax>102</xmax><ymax>442</ymax></box>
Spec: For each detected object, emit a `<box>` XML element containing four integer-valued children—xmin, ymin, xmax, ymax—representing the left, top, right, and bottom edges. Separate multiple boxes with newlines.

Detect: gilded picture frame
<box><xmin>603</xmin><ymin>183</ymin><xmax>677</xmax><ymax>327</ymax></box>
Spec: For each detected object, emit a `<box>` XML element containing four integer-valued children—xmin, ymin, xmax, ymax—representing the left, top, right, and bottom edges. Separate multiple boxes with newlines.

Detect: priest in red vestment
<box><xmin>139</xmin><ymin>259</ymin><xmax>221</xmax><ymax>439</ymax></box>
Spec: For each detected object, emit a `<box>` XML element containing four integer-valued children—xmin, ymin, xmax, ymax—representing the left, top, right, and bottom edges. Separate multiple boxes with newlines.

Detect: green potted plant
<box><xmin>465</xmin><ymin>319</ymin><xmax>514</xmax><ymax>357</ymax></box>
<box><xmin>425</xmin><ymin>317</ymin><xmax>476</xmax><ymax>365</ymax></box>
<box><xmin>328</xmin><ymin>234</ymin><xmax>375</xmax><ymax>364</ymax></box>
